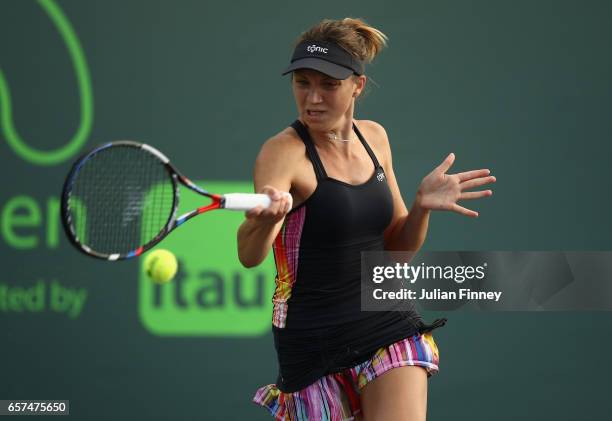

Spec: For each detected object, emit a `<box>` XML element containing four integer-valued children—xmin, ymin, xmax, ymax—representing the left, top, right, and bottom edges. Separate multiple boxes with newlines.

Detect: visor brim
<box><xmin>281</xmin><ymin>58</ymin><xmax>354</xmax><ymax>80</ymax></box>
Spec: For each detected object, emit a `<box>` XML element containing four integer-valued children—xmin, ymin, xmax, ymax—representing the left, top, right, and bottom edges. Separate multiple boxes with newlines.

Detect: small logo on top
<box><xmin>307</xmin><ymin>44</ymin><xmax>328</xmax><ymax>54</ymax></box>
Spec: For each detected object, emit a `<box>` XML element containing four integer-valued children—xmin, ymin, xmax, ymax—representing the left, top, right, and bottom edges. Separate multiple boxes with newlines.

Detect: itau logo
<box><xmin>139</xmin><ymin>180</ymin><xmax>276</xmax><ymax>337</ymax></box>
<box><xmin>307</xmin><ymin>44</ymin><xmax>328</xmax><ymax>54</ymax></box>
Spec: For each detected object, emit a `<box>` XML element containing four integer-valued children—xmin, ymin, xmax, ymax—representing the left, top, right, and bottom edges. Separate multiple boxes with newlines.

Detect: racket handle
<box><xmin>223</xmin><ymin>193</ymin><xmax>272</xmax><ymax>210</ymax></box>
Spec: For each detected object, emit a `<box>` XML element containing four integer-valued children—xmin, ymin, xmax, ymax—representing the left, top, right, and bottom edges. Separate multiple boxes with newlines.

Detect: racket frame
<box><xmin>61</xmin><ymin>141</ymin><xmax>228</xmax><ymax>261</ymax></box>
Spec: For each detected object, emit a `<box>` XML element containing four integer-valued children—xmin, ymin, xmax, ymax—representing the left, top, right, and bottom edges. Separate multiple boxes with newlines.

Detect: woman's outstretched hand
<box><xmin>417</xmin><ymin>153</ymin><xmax>496</xmax><ymax>218</ymax></box>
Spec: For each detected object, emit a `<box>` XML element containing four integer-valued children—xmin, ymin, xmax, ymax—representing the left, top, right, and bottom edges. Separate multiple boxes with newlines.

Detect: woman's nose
<box><xmin>307</xmin><ymin>88</ymin><xmax>323</xmax><ymax>104</ymax></box>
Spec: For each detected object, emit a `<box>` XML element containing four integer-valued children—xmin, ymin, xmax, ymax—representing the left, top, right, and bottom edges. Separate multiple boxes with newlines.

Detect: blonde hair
<box><xmin>295</xmin><ymin>18</ymin><xmax>388</xmax><ymax>65</ymax></box>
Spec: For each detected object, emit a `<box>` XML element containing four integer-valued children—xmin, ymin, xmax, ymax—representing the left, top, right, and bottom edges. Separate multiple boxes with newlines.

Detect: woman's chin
<box><xmin>302</xmin><ymin>114</ymin><xmax>332</xmax><ymax>131</ymax></box>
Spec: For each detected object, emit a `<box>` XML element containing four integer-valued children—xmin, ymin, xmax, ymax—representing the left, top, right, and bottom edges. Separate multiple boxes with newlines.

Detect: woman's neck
<box><xmin>308</xmin><ymin>116</ymin><xmax>357</xmax><ymax>151</ymax></box>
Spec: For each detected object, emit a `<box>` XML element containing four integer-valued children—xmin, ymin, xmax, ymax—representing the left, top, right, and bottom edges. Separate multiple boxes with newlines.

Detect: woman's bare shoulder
<box><xmin>258</xmin><ymin>126</ymin><xmax>305</xmax><ymax>159</ymax></box>
<box><xmin>355</xmin><ymin>119</ymin><xmax>392</xmax><ymax>163</ymax></box>
<box><xmin>355</xmin><ymin>119</ymin><xmax>389</xmax><ymax>143</ymax></box>
<box><xmin>254</xmin><ymin>125</ymin><xmax>306</xmax><ymax>183</ymax></box>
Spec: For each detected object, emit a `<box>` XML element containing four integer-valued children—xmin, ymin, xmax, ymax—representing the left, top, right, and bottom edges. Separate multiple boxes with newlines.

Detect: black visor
<box><xmin>282</xmin><ymin>40</ymin><xmax>364</xmax><ymax>80</ymax></box>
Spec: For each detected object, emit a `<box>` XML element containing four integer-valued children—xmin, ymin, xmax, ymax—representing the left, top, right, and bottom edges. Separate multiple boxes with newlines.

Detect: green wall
<box><xmin>1</xmin><ymin>0</ymin><xmax>611</xmax><ymax>419</ymax></box>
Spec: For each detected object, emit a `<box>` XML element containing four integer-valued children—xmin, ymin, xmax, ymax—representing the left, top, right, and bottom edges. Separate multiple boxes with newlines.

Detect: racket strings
<box><xmin>67</xmin><ymin>145</ymin><xmax>175</xmax><ymax>255</ymax></box>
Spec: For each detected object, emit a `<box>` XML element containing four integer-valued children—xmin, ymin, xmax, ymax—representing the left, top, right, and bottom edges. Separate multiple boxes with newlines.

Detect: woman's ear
<box><xmin>353</xmin><ymin>75</ymin><xmax>367</xmax><ymax>98</ymax></box>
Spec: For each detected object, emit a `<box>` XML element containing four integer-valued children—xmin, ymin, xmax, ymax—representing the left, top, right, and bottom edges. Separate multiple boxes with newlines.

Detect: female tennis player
<box><xmin>238</xmin><ymin>18</ymin><xmax>495</xmax><ymax>421</ymax></box>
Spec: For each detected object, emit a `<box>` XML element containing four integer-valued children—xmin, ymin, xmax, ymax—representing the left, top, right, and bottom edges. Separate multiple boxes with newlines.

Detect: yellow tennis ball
<box><xmin>144</xmin><ymin>249</ymin><xmax>178</xmax><ymax>284</ymax></box>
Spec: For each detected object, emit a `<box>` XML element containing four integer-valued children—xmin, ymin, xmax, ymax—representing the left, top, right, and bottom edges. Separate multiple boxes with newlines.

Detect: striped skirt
<box><xmin>252</xmin><ymin>332</ymin><xmax>440</xmax><ymax>421</ymax></box>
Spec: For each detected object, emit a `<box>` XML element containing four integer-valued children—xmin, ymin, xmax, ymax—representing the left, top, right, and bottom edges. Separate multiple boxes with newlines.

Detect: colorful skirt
<box><xmin>252</xmin><ymin>332</ymin><xmax>440</xmax><ymax>421</ymax></box>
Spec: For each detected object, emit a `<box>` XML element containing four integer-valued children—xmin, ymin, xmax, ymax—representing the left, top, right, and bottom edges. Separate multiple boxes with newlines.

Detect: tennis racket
<box><xmin>61</xmin><ymin>141</ymin><xmax>279</xmax><ymax>261</ymax></box>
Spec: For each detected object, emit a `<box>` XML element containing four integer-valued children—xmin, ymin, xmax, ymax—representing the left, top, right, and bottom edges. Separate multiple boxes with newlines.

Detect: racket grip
<box><xmin>223</xmin><ymin>193</ymin><xmax>272</xmax><ymax>210</ymax></box>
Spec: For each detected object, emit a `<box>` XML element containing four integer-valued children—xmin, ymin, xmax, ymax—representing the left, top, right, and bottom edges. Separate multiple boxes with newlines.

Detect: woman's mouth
<box><xmin>307</xmin><ymin>110</ymin><xmax>325</xmax><ymax>117</ymax></box>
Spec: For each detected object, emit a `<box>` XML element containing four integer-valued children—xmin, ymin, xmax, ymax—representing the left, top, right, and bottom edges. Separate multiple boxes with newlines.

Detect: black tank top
<box><xmin>270</xmin><ymin>119</ymin><xmax>446</xmax><ymax>392</ymax></box>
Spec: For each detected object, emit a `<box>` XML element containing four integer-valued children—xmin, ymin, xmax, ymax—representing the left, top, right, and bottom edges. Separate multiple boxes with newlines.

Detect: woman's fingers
<box><xmin>245</xmin><ymin>205</ymin><xmax>264</xmax><ymax>219</ymax></box>
<box><xmin>456</xmin><ymin>169</ymin><xmax>490</xmax><ymax>182</ymax></box>
<box><xmin>452</xmin><ymin>203</ymin><xmax>479</xmax><ymax>218</ymax></box>
<box><xmin>275</xmin><ymin>193</ymin><xmax>288</xmax><ymax>215</ymax></box>
<box><xmin>266</xmin><ymin>195</ymin><xmax>284</xmax><ymax>215</ymax></box>
<box><xmin>437</xmin><ymin>152</ymin><xmax>456</xmax><ymax>174</ymax></box>
<box><xmin>260</xmin><ymin>185</ymin><xmax>281</xmax><ymax>200</ymax></box>
<box><xmin>460</xmin><ymin>175</ymin><xmax>496</xmax><ymax>190</ymax></box>
<box><xmin>459</xmin><ymin>190</ymin><xmax>493</xmax><ymax>200</ymax></box>
<box><xmin>249</xmin><ymin>187</ymin><xmax>292</xmax><ymax>221</ymax></box>
<box><xmin>282</xmin><ymin>193</ymin><xmax>293</xmax><ymax>213</ymax></box>
<box><xmin>272</xmin><ymin>192</ymin><xmax>292</xmax><ymax>214</ymax></box>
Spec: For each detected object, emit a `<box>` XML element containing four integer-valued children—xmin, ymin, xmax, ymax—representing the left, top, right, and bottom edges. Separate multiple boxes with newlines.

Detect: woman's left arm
<box><xmin>367</xmin><ymin>122</ymin><xmax>496</xmax><ymax>252</ymax></box>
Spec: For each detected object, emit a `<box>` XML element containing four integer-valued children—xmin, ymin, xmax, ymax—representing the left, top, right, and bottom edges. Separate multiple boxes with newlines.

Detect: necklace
<box><xmin>327</xmin><ymin>131</ymin><xmax>353</xmax><ymax>142</ymax></box>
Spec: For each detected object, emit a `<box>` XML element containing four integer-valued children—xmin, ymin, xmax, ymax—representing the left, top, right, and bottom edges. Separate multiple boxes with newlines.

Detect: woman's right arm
<box><xmin>237</xmin><ymin>134</ymin><xmax>299</xmax><ymax>268</ymax></box>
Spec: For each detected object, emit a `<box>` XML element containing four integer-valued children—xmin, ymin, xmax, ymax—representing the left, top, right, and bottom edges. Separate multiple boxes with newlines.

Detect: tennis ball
<box><xmin>144</xmin><ymin>249</ymin><xmax>178</xmax><ymax>284</ymax></box>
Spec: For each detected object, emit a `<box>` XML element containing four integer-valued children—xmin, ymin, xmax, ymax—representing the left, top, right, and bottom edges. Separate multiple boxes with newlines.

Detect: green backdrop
<box><xmin>1</xmin><ymin>0</ymin><xmax>611</xmax><ymax>419</ymax></box>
